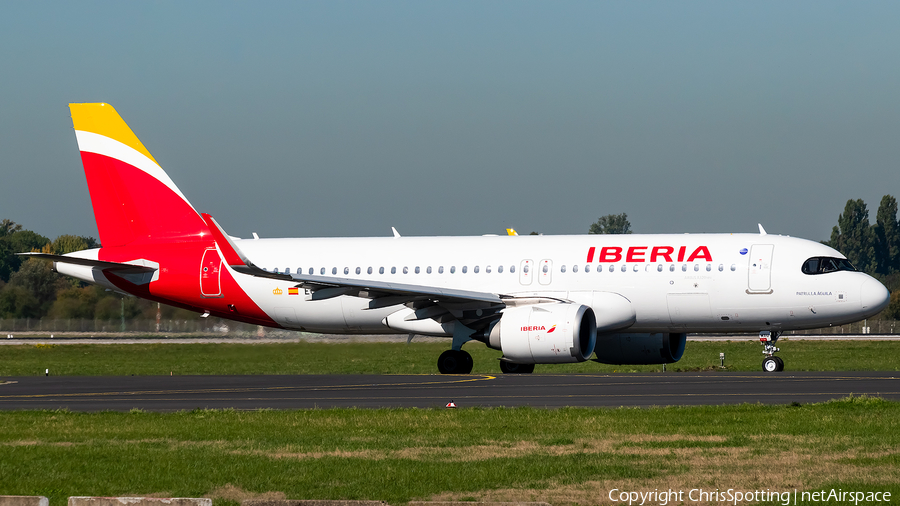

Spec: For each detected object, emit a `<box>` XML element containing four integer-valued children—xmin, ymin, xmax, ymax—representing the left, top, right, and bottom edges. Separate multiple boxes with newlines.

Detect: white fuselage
<box><xmin>227</xmin><ymin>233</ymin><xmax>886</xmax><ymax>334</ymax></box>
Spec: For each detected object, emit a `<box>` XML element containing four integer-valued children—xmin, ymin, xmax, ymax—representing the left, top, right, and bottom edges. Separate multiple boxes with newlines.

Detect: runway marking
<box><xmin>0</xmin><ymin>375</ymin><xmax>497</xmax><ymax>400</ymax></box>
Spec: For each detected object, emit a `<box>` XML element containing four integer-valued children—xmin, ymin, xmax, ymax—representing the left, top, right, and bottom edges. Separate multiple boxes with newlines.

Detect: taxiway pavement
<box><xmin>0</xmin><ymin>372</ymin><xmax>897</xmax><ymax>411</ymax></box>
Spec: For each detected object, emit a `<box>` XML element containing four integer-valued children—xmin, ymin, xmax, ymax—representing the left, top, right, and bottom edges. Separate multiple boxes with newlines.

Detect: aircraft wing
<box><xmin>200</xmin><ymin>213</ymin><xmax>505</xmax><ymax>308</ymax></box>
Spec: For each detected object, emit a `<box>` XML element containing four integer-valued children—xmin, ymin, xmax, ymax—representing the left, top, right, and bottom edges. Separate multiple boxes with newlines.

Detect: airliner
<box><xmin>25</xmin><ymin>103</ymin><xmax>891</xmax><ymax>374</ymax></box>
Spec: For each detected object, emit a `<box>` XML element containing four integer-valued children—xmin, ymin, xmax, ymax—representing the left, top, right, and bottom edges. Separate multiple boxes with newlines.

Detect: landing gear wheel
<box><xmin>499</xmin><ymin>361</ymin><xmax>535</xmax><ymax>374</ymax></box>
<box><xmin>437</xmin><ymin>350</ymin><xmax>474</xmax><ymax>374</ymax></box>
<box><xmin>773</xmin><ymin>356</ymin><xmax>784</xmax><ymax>372</ymax></box>
<box><xmin>762</xmin><ymin>356</ymin><xmax>780</xmax><ymax>373</ymax></box>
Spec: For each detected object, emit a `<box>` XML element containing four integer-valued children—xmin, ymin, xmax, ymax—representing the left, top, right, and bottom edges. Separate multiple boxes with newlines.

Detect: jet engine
<box><xmin>488</xmin><ymin>303</ymin><xmax>596</xmax><ymax>364</ymax></box>
<box><xmin>593</xmin><ymin>332</ymin><xmax>687</xmax><ymax>365</ymax></box>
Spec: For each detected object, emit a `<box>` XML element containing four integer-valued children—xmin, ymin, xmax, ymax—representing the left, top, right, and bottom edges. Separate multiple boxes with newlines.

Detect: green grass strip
<box><xmin>0</xmin><ymin>398</ymin><xmax>898</xmax><ymax>505</ymax></box>
<box><xmin>1</xmin><ymin>340</ymin><xmax>899</xmax><ymax>376</ymax></box>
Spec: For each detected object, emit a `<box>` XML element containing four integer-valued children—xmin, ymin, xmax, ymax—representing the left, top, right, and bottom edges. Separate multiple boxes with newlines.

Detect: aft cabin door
<box><xmin>748</xmin><ymin>244</ymin><xmax>774</xmax><ymax>293</ymax></box>
<box><xmin>200</xmin><ymin>248</ymin><xmax>223</xmax><ymax>297</ymax></box>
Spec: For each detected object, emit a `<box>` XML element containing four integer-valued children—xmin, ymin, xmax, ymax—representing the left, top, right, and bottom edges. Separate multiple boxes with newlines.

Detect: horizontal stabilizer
<box><xmin>18</xmin><ymin>252</ymin><xmax>157</xmax><ymax>273</ymax></box>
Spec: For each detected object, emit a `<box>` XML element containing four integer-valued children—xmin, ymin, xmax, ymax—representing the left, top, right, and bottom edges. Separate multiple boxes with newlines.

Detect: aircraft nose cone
<box><xmin>860</xmin><ymin>279</ymin><xmax>890</xmax><ymax>313</ymax></box>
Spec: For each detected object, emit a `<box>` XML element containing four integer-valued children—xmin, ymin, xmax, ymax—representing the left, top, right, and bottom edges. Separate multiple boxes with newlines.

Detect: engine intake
<box><xmin>489</xmin><ymin>303</ymin><xmax>597</xmax><ymax>364</ymax></box>
<box><xmin>594</xmin><ymin>332</ymin><xmax>687</xmax><ymax>365</ymax></box>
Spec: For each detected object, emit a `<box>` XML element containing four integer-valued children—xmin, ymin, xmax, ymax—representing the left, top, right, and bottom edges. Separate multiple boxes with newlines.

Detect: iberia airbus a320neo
<box><xmin>25</xmin><ymin>103</ymin><xmax>891</xmax><ymax>374</ymax></box>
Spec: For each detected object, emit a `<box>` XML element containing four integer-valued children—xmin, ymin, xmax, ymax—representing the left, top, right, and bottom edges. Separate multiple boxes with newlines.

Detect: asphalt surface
<box><xmin>0</xmin><ymin>372</ymin><xmax>898</xmax><ymax>411</ymax></box>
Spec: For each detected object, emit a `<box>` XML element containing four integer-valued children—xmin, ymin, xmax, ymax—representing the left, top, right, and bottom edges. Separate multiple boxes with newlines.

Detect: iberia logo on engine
<box><xmin>520</xmin><ymin>325</ymin><xmax>558</xmax><ymax>333</ymax></box>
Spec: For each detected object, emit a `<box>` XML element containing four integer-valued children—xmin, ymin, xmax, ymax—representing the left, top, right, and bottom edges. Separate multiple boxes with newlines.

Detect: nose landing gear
<box><xmin>760</xmin><ymin>331</ymin><xmax>784</xmax><ymax>372</ymax></box>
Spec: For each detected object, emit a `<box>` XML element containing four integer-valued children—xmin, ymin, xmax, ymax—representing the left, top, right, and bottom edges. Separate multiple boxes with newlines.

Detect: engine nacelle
<box><xmin>488</xmin><ymin>303</ymin><xmax>596</xmax><ymax>364</ymax></box>
<box><xmin>594</xmin><ymin>332</ymin><xmax>687</xmax><ymax>365</ymax></box>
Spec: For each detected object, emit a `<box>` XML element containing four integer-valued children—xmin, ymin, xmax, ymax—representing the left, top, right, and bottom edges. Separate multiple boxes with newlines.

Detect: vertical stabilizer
<box><xmin>69</xmin><ymin>103</ymin><xmax>208</xmax><ymax>246</ymax></box>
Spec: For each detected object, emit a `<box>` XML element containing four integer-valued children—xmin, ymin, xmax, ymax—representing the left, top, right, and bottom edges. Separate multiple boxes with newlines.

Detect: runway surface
<box><xmin>1</xmin><ymin>372</ymin><xmax>898</xmax><ymax>411</ymax></box>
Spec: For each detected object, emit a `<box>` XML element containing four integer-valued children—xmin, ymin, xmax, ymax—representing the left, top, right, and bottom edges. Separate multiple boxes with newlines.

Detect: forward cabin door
<box><xmin>200</xmin><ymin>248</ymin><xmax>223</xmax><ymax>297</ymax></box>
<box><xmin>747</xmin><ymin>244</ymin><xmax>774</xmax><ymax>293</ymax></box>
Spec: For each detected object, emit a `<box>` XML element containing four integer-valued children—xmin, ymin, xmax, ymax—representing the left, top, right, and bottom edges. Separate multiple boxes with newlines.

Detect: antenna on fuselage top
<box><xmin>758</xmin><ymin>224</ymin><xmax>767</xmax><ymax>235</ymax></box>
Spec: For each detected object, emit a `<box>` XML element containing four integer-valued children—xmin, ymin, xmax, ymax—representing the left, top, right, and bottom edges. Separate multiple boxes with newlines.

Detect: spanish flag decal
<box><xmin>288</xmin><ymin>287</ymin><xmax>299</xmax><ymax>295</ymax></box>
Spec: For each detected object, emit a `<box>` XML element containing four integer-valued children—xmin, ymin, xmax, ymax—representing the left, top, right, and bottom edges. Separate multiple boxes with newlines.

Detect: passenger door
<box><xmin>200</xmin><ymin>248</ymin><xmax>223</xmax><ymax>297</ymax></box>
<box><xmin>748</xmin><ymin>244</ymin><xmax>774</xmax><ymax>293</ymax></box>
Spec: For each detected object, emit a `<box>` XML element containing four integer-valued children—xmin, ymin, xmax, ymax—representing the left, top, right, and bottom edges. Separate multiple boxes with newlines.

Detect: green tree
<box><xmin>873</xmin><ymin>195</ymin><xmax>900</xmax><ymax>275</ymax></box>
<box><xmin>589</xmin><ymin>213</ymin><xmax>632</xmax><ymax>234</ymax></box>
<box><xmin>48</xmin><ymin>285</ymin><xmax>100</xmax><ymax>319</ymax></box>
<box><xmin>5</xmin><ymin>258</ymin><xmax>66</xmax><ymax>316</ymax></box>
<box><xmin>0</xmin><ymin>285</ymin><xmax>40</xmax><ymax>318</ymax></box>
<box><xmin>50</xmin><ymin>234</ymin><xmax>97</xmax><ymax>255</ymax></box>
<box><xmin>0</xmin><ymin>219</ymin><xmax>49</xmax><ymax>282</ymax></box>
<box><xmin>828</xmin><ymin>199</ymin><xmax>876</xmax><ymax>273</ymax></box>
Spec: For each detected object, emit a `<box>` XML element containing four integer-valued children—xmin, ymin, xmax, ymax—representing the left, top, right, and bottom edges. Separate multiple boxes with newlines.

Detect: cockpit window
<box><xmin>802</xmin><ymin>256</ymin><xmax>856</xmax><ymax>275</ymax></box>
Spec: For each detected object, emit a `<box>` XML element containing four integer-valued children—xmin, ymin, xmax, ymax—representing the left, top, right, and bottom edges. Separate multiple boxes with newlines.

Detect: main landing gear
<box><xmin>760</xmin><ymin>331</ymin><xmax>784</xmax><ymax>372</ymax></box>
<box><xmin>437</xmin><ymin>350</ymin><xmax>473</xmax><ymax>374</ymax></box>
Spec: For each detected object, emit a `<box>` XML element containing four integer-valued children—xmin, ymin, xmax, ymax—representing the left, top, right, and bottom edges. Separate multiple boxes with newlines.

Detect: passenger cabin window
<box><xmin>391</xmin><ymin>267</ymin><xmax>396</xmax><ymax>274</ymax></box>
<box><xmin>427</xmin><ymin>266</ymin><xmax>433</xmax><ymax>274</ymax></box>
<box><xmin>415</xmin><ymin>266</ymin><xmax>420</xmax><ymax>274</ymax></box>
<box><xmin>802</xmin><ymin>257</ymin><xmax>857</xmax><ymax>275</ymax></box>
<box><xmin>451</xmin><ymin>266</ymin><xmax>456</xmax><ymax>274</ymax></box>
<box><xmin>332</xmin><ymin>267</ymin><xmax>338</xmax><ymax>275</ymax></box>
<box><xmin>486</xmin><ymin>265</ymin><xmax>492</xmax><ymax>273</ymax></box>
<box><xmin>379</xmin><ymin>267</ymin><xmax>385</xmax><ymax>274</ymax></box>
<box><xmin>308</xmin><ymin>268</ymin><xmax>314</xmax><ymax>275</ymax></box>
<box><xmin>462</xmin><ymin>266</ymin><xmax>467</xmax><ymax>274</ymax></box>
<box><xmin>510</xmin><ymin>265</ymin><xmax>515</xmax><ymax>273</ymax></box>
<box><xmin>620</xmin><ymin>264</ymin><xmax>626</xmax><ymax>272</ymax></box>
<box><xmin>403</xmin><ymin>267</ymin><xmax>408</xmax><ymax>274</ymax></box>
<box><xmin>367</xmin><ymin>267</ymin><xmax>373</xmax><ymax>275</ymax></box>
<box><xmin>560</xmin><ymin>265</ymin><xmax>566</xmax><ymax>273</ymax></box>
<box><xmin>596</xmin><ymin>265</ymin><xmax>602</xmax><ymax>273</ymax></box>
<box><xmin>356</xmin><ymin>267</ymin><xmax>361</xmax><ymax>275</ymax></box>
<box><xmin>320</xmin><ymin>267</ymin><xmax>326</xmax><ymax>275</ymax></box>
<box><xmin>497</xmin><ymin>265</ymin><xmax>502</xmax><ymax>273</ymax></box>
<box><xmin>474</xmin><ymin>266</ymin><xmax>480</xmax><ymax>273</ymax></box>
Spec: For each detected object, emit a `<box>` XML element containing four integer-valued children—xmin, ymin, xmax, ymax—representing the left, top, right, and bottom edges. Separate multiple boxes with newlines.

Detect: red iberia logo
<box><xmin>546</xmin><ymin>325</ymin><xmax>557</xmax><ymax>334</ymax></box>
<box><xmin>521</xmin><ymin>326</ymin><xmax>545</xmax><ymax>332</ymax></box>
<box><xmin>288</xmin><ymin>287</ymin><xmax>299</xmax><ymax>295</ymax></box>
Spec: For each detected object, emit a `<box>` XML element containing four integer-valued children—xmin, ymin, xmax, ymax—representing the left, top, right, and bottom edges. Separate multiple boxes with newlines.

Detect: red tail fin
<box><xmin>70</xmin><ymin>103</ymin><xmax>208</xmax><ymax>246</ymax></box>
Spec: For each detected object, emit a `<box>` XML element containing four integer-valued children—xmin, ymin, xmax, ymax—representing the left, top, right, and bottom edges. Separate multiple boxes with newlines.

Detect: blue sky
<box><xmin>1</xmin><ymin>1</ymin><xmax>898</xmax><ymax>241</ymax></box>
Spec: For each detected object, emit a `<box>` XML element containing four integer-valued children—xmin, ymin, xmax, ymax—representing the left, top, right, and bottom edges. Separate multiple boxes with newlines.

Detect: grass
<box><xmin>0</xmin><ymin>397</ymin><xmax>898</xmax><ymax>505</ymax></box>
<box><xmin>1</xmin><ymin>339</ymin><xmax>900</xmax><ymax>376</ymax></box>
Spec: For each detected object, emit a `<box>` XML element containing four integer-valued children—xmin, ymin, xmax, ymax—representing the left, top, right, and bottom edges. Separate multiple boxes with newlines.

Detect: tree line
<box><xmin>0</xmin><ymin>219</ymin><xmax>194</xmax><ymax>321</ymax></box>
